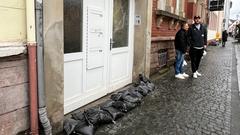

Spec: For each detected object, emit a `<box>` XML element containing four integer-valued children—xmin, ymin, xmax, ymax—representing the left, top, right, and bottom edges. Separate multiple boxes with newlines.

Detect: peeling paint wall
<box><xmin>0</xmin><ymin>57</ymin><xmax>29</xmax><ymax>134</ymax></box>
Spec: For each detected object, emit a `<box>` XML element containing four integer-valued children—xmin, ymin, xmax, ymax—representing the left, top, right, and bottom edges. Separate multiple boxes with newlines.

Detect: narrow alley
<box><xmin>95</xmin><ymin>39</ymin><xmax>240</xmax><ymax>135</ymax></box>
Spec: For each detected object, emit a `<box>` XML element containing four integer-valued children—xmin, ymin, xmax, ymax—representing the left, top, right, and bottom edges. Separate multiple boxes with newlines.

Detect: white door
<box><xmin>64</xmin><ymin>0</ymin><xmax>134</xmax><ymax>114</ymax></box>
<box><xmin>64</xmin><ymin>0</ymin><xmax>109</xmax><ymax>114</ymax></box>
<box><xmin>108</xmin><ymin>0</ymin><xmax>134</xmax><ymax>92</ymax></box>
<box><xmin>64</xmin><ymin>0</ymin><xmax>86</xmax><ymax>114</ymax></box>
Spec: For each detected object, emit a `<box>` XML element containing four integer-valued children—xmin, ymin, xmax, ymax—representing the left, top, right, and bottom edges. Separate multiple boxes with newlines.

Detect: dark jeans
<box><xmin>189</xmin><ymin>48</ymin><xmax>204</xmax><ymax>73</ymax></box>
<box><xmin>175</xmin><ymin>50</ymin><xmax>184</xmax><ymax>75</ymax></box>
<box><xmin>222</xmin><ymin>41</ymin><xmax>226</xmax><ymax>47</ymax></box>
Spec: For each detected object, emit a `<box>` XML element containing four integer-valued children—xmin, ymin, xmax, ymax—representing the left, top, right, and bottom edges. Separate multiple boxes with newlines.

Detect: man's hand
<box><xmin>204</xmin><ymin>45</ymin><xmax>207</xmax><ymax>49</ymax></box>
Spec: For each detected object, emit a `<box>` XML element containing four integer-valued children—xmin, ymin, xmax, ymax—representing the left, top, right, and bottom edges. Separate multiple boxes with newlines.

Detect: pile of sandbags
<box><xmin>64</xmin><ymin>74</ymin><xmax>155</xmax><ymax>135</ymax></box>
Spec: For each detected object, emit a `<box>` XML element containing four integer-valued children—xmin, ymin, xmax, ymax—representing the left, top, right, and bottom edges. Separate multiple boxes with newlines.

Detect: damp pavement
<box><xmin>95</xmin><ymin>38</ymin><xmax>240</xmax><ymax>135</ymax></box>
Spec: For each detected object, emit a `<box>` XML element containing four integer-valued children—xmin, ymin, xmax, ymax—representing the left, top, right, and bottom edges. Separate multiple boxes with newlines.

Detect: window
<box><xmin>64</xmin><ymin>0</ymin><xmax>83</xmax><ymax>54</ymax></box>
<box><xmin>112</xmin><ymin>0</ymin><xmax>130</xmax><ymax>48</ymax></box>
<box><xmin>157</xmin><ymin>0</ymin><xmax>166</xmax><ymax>10</ymax></box>
<box><xmin>175</xmin><ymin>0</ymin><xmax>180</xmax><ymax>15</ymax></box>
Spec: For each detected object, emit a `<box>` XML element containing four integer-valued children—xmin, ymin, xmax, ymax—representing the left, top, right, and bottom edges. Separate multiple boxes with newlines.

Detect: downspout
<box><xmin>26</xmin><ymin>0</ymin><xmax>39</xmax><ymax>134</ymax></box>
<box><xmin>35</xmin><ymin>0</ymin><xmax>52</xmax><ymax>134</ymax></box>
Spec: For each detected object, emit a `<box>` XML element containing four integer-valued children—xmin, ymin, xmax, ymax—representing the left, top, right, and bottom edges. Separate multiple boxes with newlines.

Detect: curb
<box><xmin>234</xmin><ymin>44</ymin><xmax>240</xmax><ymax>94</ymax></box>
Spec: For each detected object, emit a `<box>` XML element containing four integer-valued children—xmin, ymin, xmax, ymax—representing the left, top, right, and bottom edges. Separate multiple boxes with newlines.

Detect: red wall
<box><xmin>186</xmin><ymin>2</ymin><xmax>197</xmax><ymax>19</ymax></box>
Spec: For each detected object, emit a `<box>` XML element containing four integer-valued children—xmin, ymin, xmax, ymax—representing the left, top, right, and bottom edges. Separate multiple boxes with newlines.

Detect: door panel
<box><xmin>85</xmin><ymin>1</ymin><xmax>108</xmax><ymax>95</ymax></box>
<box><xmin>111</xmin><ymin>50</ymin><xmax>129</xmax><ymax>81</ymax></box>
<box><xmin>109</xmin><ymin>0</ymin><xmax>133</xmax><ymax>92</ymax></box>
<box><xmin>64</xmin><ymin>56</ymin><xmax>84</xmax><ymax>114</ymax></box>
<box><xmin>86</xmin><ymin>68</ymin><xmax>104</xmax><ymax>91</ymax></box>
<box><xmin>87</xmin><ymin>7</ymin><xmax>105</xmax><ymax>69</ymax></box>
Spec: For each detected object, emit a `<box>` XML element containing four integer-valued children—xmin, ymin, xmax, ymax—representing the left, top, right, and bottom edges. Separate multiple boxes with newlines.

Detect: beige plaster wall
<box><xmin>43</xmin><ymin>0</ymin><xmax>64</xmax><ymax>133</ymax></box>
<box><xmin>133</xmin><ymin>0</ymin><xmax>152</xmax><ymax>80</ymax></box>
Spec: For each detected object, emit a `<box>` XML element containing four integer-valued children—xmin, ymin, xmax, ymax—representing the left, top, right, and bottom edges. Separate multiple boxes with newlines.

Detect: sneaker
<box><xmin>175</xmin><ymin>74</ymin><xmax>185</xmax><ymax>79</ymax></box>
<box><xmin>182</xmin><ymin>73</ymin><xmax>189</xmax><ymax>78</ymax></box>
<box><xmin>193</xmin><ymin>73</ymin><xmax>198</xmax><ymax>78</ymax></box>
<box><xmin>196</xmin><ymin>71</ymin><xmax>202</xmax><ymax>76</ymax></box>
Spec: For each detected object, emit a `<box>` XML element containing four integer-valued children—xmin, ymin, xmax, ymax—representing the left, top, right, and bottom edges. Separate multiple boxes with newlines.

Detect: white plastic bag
<box><xmin>183</xmin><ymin>60</ymin><xmax>187</xmax><ymax>66</ymax></box>
<box><xmin>203</xmin><ymin>50</ymin><xmax>207</xmax><ymax>56</ymax></box>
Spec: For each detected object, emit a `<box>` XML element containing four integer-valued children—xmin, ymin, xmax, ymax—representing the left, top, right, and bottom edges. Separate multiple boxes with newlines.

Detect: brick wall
<box><xmin>152</xmin><ymin>0</ymin><xmax>179</xmax><ymax>37</ymax></box>
<box><xmin>151</xmin><ymin>40</ymin><xmax>175</xmax><ymax>75</ymax></box>
<box><xmin>0</xmin><ymin>56</ymin><xmax>29</xmax><ymax>134</ymax></box>
<box><xmin>186</xmin><ymin>2</ymin><xmax>197</xmax><ymax>19</ymax></box>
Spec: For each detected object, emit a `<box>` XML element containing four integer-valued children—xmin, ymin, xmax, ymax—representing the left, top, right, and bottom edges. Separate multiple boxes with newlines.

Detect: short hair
<box><xmin>194</xmin><ymin>16</ymin><xmax>201</xmax><ymax>19</ymax></box>
<box><xmin>180</xmin><ymin>22</ymin><xmax>188</xmax><ymax>28</ymax></box>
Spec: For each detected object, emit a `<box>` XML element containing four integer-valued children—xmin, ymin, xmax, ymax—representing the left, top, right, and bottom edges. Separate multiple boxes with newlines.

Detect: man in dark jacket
<box><xmin>174</xmin><ymin>22</ymin><xmax>189</xmax><ymax>79</ymax></box>
<box><xmin>222</xmin><ymin>30</ymin><xmax>228</xmax><ymax>47</ymax></box>
<box><xmin>188</xmin><ymin>16</ymin><xmax>207</xmax><ymax>79</ymax></box>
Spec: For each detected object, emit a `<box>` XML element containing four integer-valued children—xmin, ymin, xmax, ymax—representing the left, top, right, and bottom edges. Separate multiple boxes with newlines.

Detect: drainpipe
<box><xmin>26</xmin><ymin>0</ymin><xmax>39</xmax><ymax>134</ymax></box>
<box><xmin>35</xmin><ymin>0</ymin><xmax>52</xmax><ymax>134</ymax></box>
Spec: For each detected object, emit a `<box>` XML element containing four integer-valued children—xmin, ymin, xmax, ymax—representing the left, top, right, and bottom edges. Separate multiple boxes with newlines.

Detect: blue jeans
<box><xmin>175</xmin><ymin>50</ymin><xmax>184</xmax><ymax>75</ymax></box>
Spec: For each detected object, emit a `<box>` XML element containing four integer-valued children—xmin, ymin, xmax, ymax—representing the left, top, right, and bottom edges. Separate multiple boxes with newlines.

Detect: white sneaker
<box><xmin>196</xmin><ymin>71</ymin><xmax>202</xmax><ymax>76</ymax></box>
<box><xmin>193</xmin><ymin>73</ymin><xmax>198</xmax><ymax>78</ymax></box>
<box><xmin>182</xmin><ymin>73</ymin><xmax>189</xmax><ymax>78</ymax></box>
<box><xmin>175</xmin><ymin>74</ymin><xmax>185</xmax><ymax>79</ymax></box>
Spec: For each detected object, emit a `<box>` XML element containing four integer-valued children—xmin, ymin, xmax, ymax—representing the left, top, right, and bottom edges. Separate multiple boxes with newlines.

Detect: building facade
<box><xmin>0</xmin><ymin>0</ymin><xmax>213</xmax><ymax>134</ymax></box>
<box><xmin>0</xmin><ymin>0</ymin><xmax>153</xmax><ymax>134</ymax></box>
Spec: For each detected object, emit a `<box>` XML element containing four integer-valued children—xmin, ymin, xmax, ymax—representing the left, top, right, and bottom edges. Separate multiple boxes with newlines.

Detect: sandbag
<box><xmin>136</xmin><ymin>85</ymin><xmax>149</xmax><ymax>96</ymax></box>
<box><xmin>110</xmin><ymin>91</ymin><xmax>124</xmax><ymax>101</ymax></box>
<box><xmin>84</xmin><ymin>107</ymin><xmax>114</xmax><ymax>125</ymax></box>
<box><xmin>128</xmin><ymin>88</ymin><xmax>144</xmax><ymax>99</ymax></box>
<box><xmin>99</xmin><ymin>100</ymin><xmax>114</xmax><ymax>108</ymax></box>
<box><xmin>139</xmin><ymin>74</ymin><xmax>151</xmax><ymax>83</ymax></box>
<box><xmin>101</xmin><ymin>106</ymin><xmax>124</xmax><ymax>120</ymax></box>
<box><xmin>144</xmin><ymin>81</ymin><xmax>155</xmax><ymax>91</ymax></box>
<box><xmin>111</xmin><ymin>90</ymin><xmax>142</xmax><ymax>104</ymax></box>
<box><xmin>139</xmin><ymin>81</ymin><xmax>152</xmax><ymax>92</ymax></box>
<box><xmin>64</xmin><ymin>118</ymin><xmax>78</xmax><ymax>135</ymax></box>
<box><xmin>139</xmin><ymin>74</ymin><xmax>155</xmax><ymax>91</ymax></box>
<box><xmin>71</xmin><ymin>112</ymin><xmax>85</xmax><ymax>121</ymax></box>
<box><xmin>98</xmin><ymin>110</ymin><xmax>115</xmax><ymax>124</ymax></box>
<box><xmin>74</xmin><ymin>120</ymin><xmax>95</xmax><ymax>135</ymax></box>
<box><xmin>112</xmin><ymin>101</ymin><xmax>137</xmax><ymax>112</ymax></box>
<box><xmin>121</xmin><ymin>90</ymin><xmax>142</xmax><ymax>104</ymax></box>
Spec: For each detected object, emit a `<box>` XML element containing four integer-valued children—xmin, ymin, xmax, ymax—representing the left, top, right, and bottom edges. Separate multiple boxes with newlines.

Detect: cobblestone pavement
<box><xmin>95</xmin><ymin>42</ymin><xmax>236</xmax><ymax>135</ymax></box>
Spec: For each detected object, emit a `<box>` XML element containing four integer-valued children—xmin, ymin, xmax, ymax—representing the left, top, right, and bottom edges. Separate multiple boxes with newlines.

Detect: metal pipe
<box><xmin>27</xmin><ymin>44</ymin><xmax>39</xmax><ymax>135</ymax></box>
<box><xmin>35</xmin><ymin>0</ymin><xmax>52</xmax><ymax>134</ymax></box>
<box><xmin>26</xmin><ymin>0</ymin><xmax>39</xmax><ymax>134</ymax></box>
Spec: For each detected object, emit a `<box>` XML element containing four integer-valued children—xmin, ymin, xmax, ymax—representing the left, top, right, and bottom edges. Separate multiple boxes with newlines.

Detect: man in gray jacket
<box><xmin>188</xmin><ymin>16</ymin><xmax>207</xmax><ymax>78</ymax></box>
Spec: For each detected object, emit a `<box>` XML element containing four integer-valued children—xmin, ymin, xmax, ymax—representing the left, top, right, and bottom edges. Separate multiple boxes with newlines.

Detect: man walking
<box><xmin>174</xmin><ymin>22</ymin><xmax>190</xmax><ymax>79</ymax></box>
<box><xmin>188</xmin><ymin>16</ymin><xmax>207</xmax><ymax>79</ymax></box>
<box><xmin>222</xmin><ymin>30</ymin><xmax>228</xmax><ymax>47</ymax></box>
